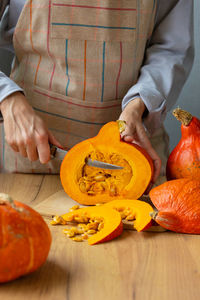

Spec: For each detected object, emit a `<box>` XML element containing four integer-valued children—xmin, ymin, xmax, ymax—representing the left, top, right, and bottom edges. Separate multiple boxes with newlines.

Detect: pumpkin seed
<box><xmin>69</xmin><ymin>205</ymin><xmax>80</xmax><ymax>211</ymax></box>
<box><xmin>79</xmin><ymin>182</ymin><xmax>87</xmax><ymax>193</ymax></box>
<box><xmin>70</xmin><ymin>227</ymin><xmax>80</xmax><ymax>234</ymax></box>
<box><xmin>78</xmin><ymin>223</ymin><xmax>88</xmax><ymax>229</ymax></box>
<box><xmin>94</xmin><ymin>174</ymin><xmax>106</xmax><ymax>181</ymax></box>
<box><xmin>87</xmin><ymin>229</ymin><xmax>97</xmax><ymax>235</ymax></box>
<box><xmin>72</xmin><ymin>236</ymin><xmax>84</xmax><ymax>242</ymax></box>
<box><xmin>126</xmin><ymin>214</ymin><xmax>135</xmax><ymax>221</ymax></box>
<box><xmin>82</xmin><ymin>233</ymin><xmax>89</xmax><ymax>240</ymax></box>
<box><xmin>51</xmin><ymin>215</ymin><xmax>67</xmax><ymax>225</ymax></box>
<box><xmin>50</xmin><ymin>220</ymin><xmax>59</xmax><ymax>225</ymax></box>
<box><xmin>98</xmin><ymin>222</ymin><xmax>104</xmax><ymax>230</ymax></box>
<box><xmin>87</xmin><ymin>191</ymin><xmax>95</xmax><ymax>195</ymax></box>
<box><xmin>66</xmin><ymin>231</ymin><xmax>75</xmax><ymax>238</ymax></box>
<box><xmin>110</xmin><ymin>184</ymin><xmax>118</xmax><ymax>196</ymax></box>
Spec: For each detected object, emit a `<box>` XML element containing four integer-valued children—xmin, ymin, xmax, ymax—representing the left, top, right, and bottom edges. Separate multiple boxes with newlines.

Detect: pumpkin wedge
<box><xmin>61</xmin><ymin>206</ymin><xmax>123</xmax><ymax>245</ymax></box>
<box><xmin>104</xmin><ymin>199</ymin><xmax>153</xmax><ymax>232</ymax></box>
<box><xmin>149</xmin><ymin>179</ymin><xmax>200</xmax><ymax>234</ymax></box>
<box><xmin>60</xmin><ymin>121</ymin><xmax>153</xmax><ymax>205</ymax></box>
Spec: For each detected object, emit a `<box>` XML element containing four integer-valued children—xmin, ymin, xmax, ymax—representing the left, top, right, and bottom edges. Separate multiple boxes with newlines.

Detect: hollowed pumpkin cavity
<box><xmin>78</xmin><ymin>150</ymin><xmax>133</xmax><ymax>197</ymax></box>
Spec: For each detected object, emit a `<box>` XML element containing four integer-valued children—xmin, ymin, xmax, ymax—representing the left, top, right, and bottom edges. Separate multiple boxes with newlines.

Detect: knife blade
<box><xmin>50</xmin><ymin>145</ymin><xmax>123</xmax><ymax>170</ymax></box>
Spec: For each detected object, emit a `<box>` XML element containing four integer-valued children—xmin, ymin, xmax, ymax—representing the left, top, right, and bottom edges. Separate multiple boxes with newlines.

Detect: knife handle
<box><xmin>49</xmin><ymin>143</ymin><xmax>57</xmax><ymax>159</ymax></box>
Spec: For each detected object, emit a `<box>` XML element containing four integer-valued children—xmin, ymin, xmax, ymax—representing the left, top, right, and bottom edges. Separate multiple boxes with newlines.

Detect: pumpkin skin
<box><xmin>61</xmin><ymin>206</ymin><xmax>123</xmax><ymax>245</ymax></box>
<box><xmin>0</xmin><ymin>194</ymin><xmax>52</xmax><ymax>283</ymax></box>
<box><xmin>104</xmin><ymin>199</ymin><xmax>154</xmax><ymax>232</ymax></box>
<box><xmin>60</xmin><ymin>121</ymin><xmax>153</xmax><ymax>205</ymax></box>
<box><xmin>166</xmin><ymin>108</ymin><xmax>200</xmax><ymax>180</ymax></box>
<box><xmin>149</xmin><ymin>179</ymin><xmax>200</xmax><ymax>234</ymax></box>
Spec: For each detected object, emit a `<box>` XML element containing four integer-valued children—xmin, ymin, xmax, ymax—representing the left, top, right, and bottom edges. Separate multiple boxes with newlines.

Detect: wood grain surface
<box><xmin>0</xmin><ymin>174</ymin><xmax>200</xmax><ymax>300</ymax></box>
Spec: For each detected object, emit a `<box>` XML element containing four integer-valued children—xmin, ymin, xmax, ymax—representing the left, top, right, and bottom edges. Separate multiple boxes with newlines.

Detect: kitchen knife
<box><xmin>50</xmin><ymin>145</ymin><xmax>123</xmax><ymax>170</ymax></box>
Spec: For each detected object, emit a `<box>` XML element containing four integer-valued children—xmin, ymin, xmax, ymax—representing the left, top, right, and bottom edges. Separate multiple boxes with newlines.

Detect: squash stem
<box><xmin>173</xmin><ymin>108</ymin><xmax>193</xmax><ymax>126</ymax></box>
<box><xmin>0</xmin><ymin>193</ymin><xmax>23</xmax><ymax>212</ymax></box>
<box><xmin>149</xmin><ymin>210</ymin><xmax>158</xmax><ymax>220</ymax></box>
<box><xmin>116</xmin><ymin>120</ymin><xmax>126</xmax><ymax>133</ymax></box>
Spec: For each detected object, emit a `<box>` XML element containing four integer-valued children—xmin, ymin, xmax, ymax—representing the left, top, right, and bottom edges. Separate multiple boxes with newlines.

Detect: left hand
<box><xmin>118</xmin><ymin>98</ymin><xmax>161</xmax><ymax>185</ymax></box>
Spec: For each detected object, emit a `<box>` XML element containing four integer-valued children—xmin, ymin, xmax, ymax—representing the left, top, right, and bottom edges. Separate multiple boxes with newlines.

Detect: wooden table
<box><xmin>0</xmin><ymin>174</ymin><xmax>200</xmax><ymax>300</ymax></box>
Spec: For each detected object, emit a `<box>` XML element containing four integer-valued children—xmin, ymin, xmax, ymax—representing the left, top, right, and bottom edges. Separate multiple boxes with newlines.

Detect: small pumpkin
<box><xmin>104</xmin><ymin>199</ymin><xmax>154</xmax><ymax>232</ymax></box>
<box><xmin>61</xmin><ymin>206</ymin><xmax>123</xmax><ymax>245</ymax></box>
<box><xmin>149</xmin><ymin>179</ymin><xmax>200</xmax><ymax>234</ymax></box>
<box><xmin>0</xmin><ymin>193</ymin><xmax>52</xmax><ymax>283</ymax></box>
<box><xmin>60</xmin><ymin>121</ymin><xmax>153</xmax><ymax>205</ymax></box>
<box><xmin>166</xmin><ymin>108</ymin><xmax>200</xmax><ymax>180</ymax></box>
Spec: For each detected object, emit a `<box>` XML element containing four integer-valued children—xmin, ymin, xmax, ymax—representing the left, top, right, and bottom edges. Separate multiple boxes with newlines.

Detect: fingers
<box><xmin>26</xmin><ymin>141</ymin><xmax>39</xmax><ymax>162</ymax></box>
<box><xmin>5</xmin><ymin>125</ymin><xmax>62</xmax><ymax>164</ymax></box>
<box><xmin>33</xmin><ymin>126</ymin><xmax>51</xmax><ymax>164</ymax></box>
<box><xmin>35</xmin><ymin>129</ymin><xmax>64</xmax><ymax>163</ymax></box>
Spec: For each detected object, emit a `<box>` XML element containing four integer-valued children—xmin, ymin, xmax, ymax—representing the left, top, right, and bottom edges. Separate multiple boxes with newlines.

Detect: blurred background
<box><xmin>0</xmin><ymin>0</ymin><xmax>199</xmax><ymax>152</ymax></box>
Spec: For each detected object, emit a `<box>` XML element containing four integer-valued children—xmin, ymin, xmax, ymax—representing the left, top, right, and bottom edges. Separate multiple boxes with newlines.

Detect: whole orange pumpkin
<box><xmin>0</xmin><ymin>193</ymin><xmax>52</xmax><ymax>283</ymax></box>
<box><xmin>166</xmin><ymin>108</ymin><xmax>200</xmax><ymax>180</ymax></box>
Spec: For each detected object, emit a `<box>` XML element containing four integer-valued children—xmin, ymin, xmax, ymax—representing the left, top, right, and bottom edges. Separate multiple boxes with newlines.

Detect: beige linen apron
<box><xmin>0</xmin><ymin>0</ymin><xmax>169</xmax><ymax>174</ymax></box>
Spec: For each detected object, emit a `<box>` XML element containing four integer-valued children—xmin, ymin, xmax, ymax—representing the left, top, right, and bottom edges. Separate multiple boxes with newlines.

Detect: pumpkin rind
<box><xmin>149</xmin><ymin>179</ymin><xmax>200</xmax><ymax>234</ymax></box>
<box><xmin>61</xmin><ymin>206</ymin><xmax>123</xmax><ymax>245</ymax></box>
<box><xmin>0</xmin><ymin>197</ymin><xmax>52</xmax><ymax>283</ymax></box>
<box><xmin>60</xmin><ymin>121</ymin><xmax>153</xmax><ymax>205</ymax></box>
<box><xmin>166</xmin><ymin>109</ymin><xmax>200</xmax><ymax>180</ymax></box>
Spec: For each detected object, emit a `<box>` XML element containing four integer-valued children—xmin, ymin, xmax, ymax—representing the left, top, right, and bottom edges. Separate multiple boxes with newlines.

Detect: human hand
<box><xmin>118</xmin><ymin>98</ymin><xmax>161</xmax><ymax>186</ymax></box>
<box><xmin>0</xmin><ymin>92</ymin><xmax>63</xmax><ymax>164</ymax></box>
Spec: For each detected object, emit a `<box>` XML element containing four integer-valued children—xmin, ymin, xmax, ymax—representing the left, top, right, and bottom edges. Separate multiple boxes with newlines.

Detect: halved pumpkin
<box><xmin>60</xmin><ymin>121</ymin><xmax>153</xmax><ymax>205</ymax></box>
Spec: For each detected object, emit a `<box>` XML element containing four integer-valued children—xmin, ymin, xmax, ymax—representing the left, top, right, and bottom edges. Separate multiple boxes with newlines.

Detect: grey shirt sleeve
<box><xmin>0</xmin><ymin>2</ymin><xmax>23</xmax><ymax>104</ymax></box>
<box><xmin>0</xmin><ymin>0</ymin><xmax>9</xmax><ymax>19</ymax></box>
<box><xmin>122</xmin><ymin>0</ymin><xmax>194</xmax><ymax>135</ymax></box>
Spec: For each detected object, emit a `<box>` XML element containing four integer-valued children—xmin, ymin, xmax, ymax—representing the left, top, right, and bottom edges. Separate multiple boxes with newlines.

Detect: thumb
<box><xmin>120</xmin><ymin>125</ymin><xmax>136</xmax><ymax>142</ymax></box>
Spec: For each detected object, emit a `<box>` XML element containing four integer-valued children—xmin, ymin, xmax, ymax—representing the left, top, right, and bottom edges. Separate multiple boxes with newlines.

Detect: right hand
<box><xmin>118</xmin><ymin>98</ymin><xmax>161</xmax><ymax>186</ymax></box>
<box><xmin>0</xmin><ymin>92</ymin><xmax>63</xmax><ymax>164</ymax></box>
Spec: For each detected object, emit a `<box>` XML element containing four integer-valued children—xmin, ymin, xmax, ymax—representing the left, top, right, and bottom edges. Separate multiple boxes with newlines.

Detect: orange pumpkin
<box><xmin>60</xmin><ymin>121</ymin><xmax>153</xmax><ymax>205</ymax></box>
<box><xmin>166</xmin><ymin>108</ymin><xmax>200</xmax><ymax>180</ymax></box>
<box><xmin>0</xmin><ymin>193</ymin><xmax>52</xmax><ymax>283</ymax></box>
<box><xmin>149</xmin><ymin>179</ymin><xmax>200</xmax><ymax>234</ymax></box>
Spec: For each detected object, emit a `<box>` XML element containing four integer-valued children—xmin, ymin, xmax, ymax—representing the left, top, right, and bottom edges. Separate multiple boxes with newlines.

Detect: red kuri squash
<box><xmin>166</xmin><ymin>108</ymin><xmax>200</xmax><ymax>180</ymax></box>
<box><xmin>0</xmin><ymin>193</ymin><xmax>52</xmax><ymax>283</ymax></box>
